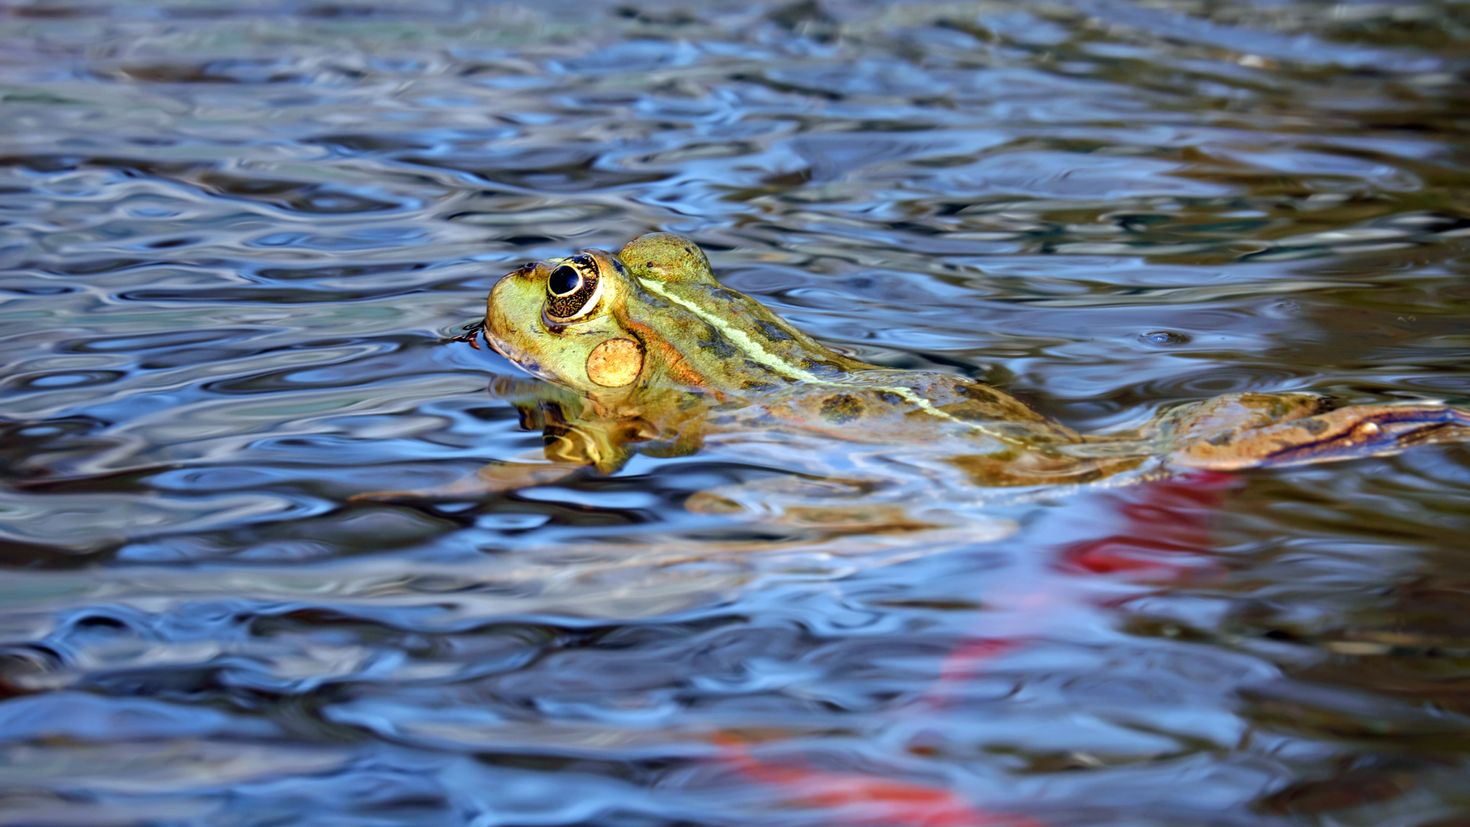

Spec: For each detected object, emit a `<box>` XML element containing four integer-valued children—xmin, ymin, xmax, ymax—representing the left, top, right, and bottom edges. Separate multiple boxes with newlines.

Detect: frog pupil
<box><xmin>548</xmin><ymin>265</ymin><xmax>581</xmax><ymax>296</ymax></box>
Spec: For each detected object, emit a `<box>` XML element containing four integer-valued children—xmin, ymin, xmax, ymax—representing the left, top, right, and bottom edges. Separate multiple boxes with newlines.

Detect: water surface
<box><xmin>2</xmin><ymin>1</ymin><xmax>1470</xmax><ymax>824</ymax></box>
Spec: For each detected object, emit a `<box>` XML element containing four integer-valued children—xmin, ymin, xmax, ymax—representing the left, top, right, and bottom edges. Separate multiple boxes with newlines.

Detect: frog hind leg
<box><xmin>1167</xmin><ymin>398</ymin><xmax>1470</xmax><ymax>470</ymax></box>
<box><xmin>1143</xmin><ymin>391</ymin><xmax>1326</xmax><ymax>442</ymax></box>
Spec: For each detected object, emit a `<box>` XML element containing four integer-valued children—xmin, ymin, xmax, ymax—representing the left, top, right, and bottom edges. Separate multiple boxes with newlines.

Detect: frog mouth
<box><xmin>482</xmin><ymin>327</ymin><xmax>555</xmax><ymax>384</ymax></box>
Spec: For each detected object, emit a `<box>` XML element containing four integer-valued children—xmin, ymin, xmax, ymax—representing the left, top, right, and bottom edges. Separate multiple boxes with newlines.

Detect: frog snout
<box><xmin>485</xmin><ymin>264</ymin><xmax>543</xmax><ymax>344</ymax></box>
<box><xmin>485</xmin><ymin>275</ymin><xmax>505</xmax><ymax>320</ymax></box>
<box><xmin>483</xmin><ymin>269</ymin><xmax>511</xmax><ymax>321</ymax></box>
<box><xmin>487</xmin><ymin>263</ymin><xmax>528</xmax><ymax>307</ymax></box>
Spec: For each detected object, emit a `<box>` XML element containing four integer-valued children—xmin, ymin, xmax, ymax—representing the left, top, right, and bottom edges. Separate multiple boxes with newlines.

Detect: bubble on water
<box><xmin>1138</xmin><ymin>330</ymin><xmax>1191</xmax><ymax>346</ymax></box>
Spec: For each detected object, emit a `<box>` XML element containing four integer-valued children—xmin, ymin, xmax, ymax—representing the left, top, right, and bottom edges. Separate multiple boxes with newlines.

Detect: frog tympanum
<box><xmin>471</xmin><ymin>233</ymin><xmax>1468</xmax><ymax>525</ymax></box>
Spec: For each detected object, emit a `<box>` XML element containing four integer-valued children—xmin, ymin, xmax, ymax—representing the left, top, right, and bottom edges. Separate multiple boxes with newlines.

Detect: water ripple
<box><xmin>1</xmin><ymin>1</ymin><xmax>1469</xmax><ymax>824</ymax></box>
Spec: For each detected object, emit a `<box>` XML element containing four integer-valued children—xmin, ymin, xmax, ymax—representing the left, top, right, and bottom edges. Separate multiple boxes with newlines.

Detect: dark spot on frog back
<box><xmin>956</xmin><ymin>383</ymin><xmax>999</xmax><ymax>404</ymax></box>
<box><xmin>819</xmin><ymin>393</ymin><xmax>865</xmax><ymax>424</ymax></box>
<box><xmin>1298</xmin><ymin>417</ymin><xmax>1331</xmax><ymax>436</ymax></box>
<box><xmin>755</xmin><ymin>319</ymin><xmax>794</xmax><ymax>343</ymax></box>
<box><xmin>801</xmin><ymin>358</ymin><xmax>847</xmax><ymax>379</ymax></box>
<box><xmin>739</xmin><ymin>360</ymin><xmax>792</xmax><ymax>391</ymax></box>
<box><xmin>699</xmin><ymin>284</ymin><xmax>760</xmax><ymax>316</ymax></box>
<box><xmin>698</xmin><ymin>322</ymin><xmax>737</xmax><ymax>358</ymax></box>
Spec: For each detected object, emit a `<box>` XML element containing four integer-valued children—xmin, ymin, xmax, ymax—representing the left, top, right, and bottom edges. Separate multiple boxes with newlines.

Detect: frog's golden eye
<box><xmin>543</xmin><ymin>254</ymin><xmax>603</xmax><ymax>323</ymax></box>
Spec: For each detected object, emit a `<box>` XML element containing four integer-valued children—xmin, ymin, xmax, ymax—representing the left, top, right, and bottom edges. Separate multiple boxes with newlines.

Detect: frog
<box><xmin>466</xmin><ymin>232</ymin><xmax>1469</xmax><ymax>528</ymax></box>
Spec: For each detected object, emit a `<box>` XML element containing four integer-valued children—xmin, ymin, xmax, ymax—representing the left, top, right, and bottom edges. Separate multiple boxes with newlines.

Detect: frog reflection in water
<box><xmin>476</xmin><ymin>233</ymin><xmax>1469</xmax><ymax>526</ymax></box>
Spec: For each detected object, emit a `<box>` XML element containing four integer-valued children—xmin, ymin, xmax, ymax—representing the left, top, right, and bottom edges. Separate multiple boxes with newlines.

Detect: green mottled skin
<box><xmin>483</xmin><ymin>233</ymin><xmax>1470</xmax><ymax>483</ymax></box>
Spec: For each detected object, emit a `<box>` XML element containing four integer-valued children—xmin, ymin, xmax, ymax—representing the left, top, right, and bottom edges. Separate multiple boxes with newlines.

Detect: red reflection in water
<box><xmin>710</xmin><ymin>470</ymin><xmax>1240</xmax><ymax>826</ymax></box>
<box><xmin>716</xmin><ymin>735</ymin><xmax>1045</xmax><ymax>827</ymax></box>
<box><xmin>1058</xmin><ymin>471</ymin><xmax>1238</xmax><ymax>576</ymax></box>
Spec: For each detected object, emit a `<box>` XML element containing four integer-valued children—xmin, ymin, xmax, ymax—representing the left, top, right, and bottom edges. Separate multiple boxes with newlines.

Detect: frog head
<box><xmin>484</xmin><ymin>233</ymin><xmax>862</xmax><ymax>399</ymax></box>
<box><xmin>485</xmin><ymin>248</ymin><xmax>649</xmax><ymax>395</ymax></box>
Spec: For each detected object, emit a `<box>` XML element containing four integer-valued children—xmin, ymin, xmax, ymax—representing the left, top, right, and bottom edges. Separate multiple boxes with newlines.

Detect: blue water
<box><xmin>2</xmin><ymin>1</ymin><xmax>1469</xmax><ymax>824</ymax></box>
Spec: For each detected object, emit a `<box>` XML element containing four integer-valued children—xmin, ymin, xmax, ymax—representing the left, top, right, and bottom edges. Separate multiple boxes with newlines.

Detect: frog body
<box><xmin>479</xmin><ymin>233</ymin><xmax>1470</xmax><ymax>507</ymax></box>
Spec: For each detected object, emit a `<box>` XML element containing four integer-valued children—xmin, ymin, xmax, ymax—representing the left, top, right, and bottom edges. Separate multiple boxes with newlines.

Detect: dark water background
<box><xmin>3</xmin><ymin>1</ymin><xmax>1470</xmax><ymax>824</ymax></box>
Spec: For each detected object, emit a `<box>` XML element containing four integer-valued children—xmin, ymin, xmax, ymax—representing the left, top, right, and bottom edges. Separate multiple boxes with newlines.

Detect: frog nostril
<box><xmin>548</xmin><ymin>265</ymin><xmax>582</xmax><ymax>296</ymax></box>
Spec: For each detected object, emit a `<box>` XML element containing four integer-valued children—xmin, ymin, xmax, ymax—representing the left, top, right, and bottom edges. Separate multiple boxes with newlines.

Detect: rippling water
<box><xmin>3</xmin><ymin>1</ymin><xmax>1470</xmax><ymax>824</ymax></box>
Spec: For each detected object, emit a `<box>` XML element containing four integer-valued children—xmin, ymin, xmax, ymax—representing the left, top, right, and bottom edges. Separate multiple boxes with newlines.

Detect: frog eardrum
<box><xmin>586</xmin><ymin>337</ymin><xmax>644</xmax><ymax>388</ymax></box>
<box><xmin>543</xmin><ymin>254</ymin><xmax>604</xmax><ymax>323</ymax></box>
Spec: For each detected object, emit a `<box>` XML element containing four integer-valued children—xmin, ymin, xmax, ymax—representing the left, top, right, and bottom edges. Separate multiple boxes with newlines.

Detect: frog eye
<box><xmin>543</xmin><ymin>254</ymin><xmax>603</xmax><ymax>323</ymax></box>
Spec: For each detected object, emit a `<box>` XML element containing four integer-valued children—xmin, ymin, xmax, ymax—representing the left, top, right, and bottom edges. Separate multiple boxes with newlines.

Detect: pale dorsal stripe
<box><xmin>639</xmin><ymin>278</ymin><xmax>1026</xmax><ymax>447</ymax></box>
